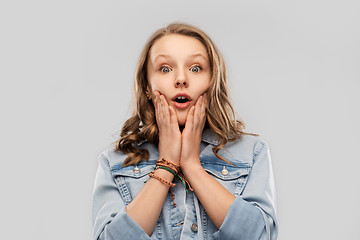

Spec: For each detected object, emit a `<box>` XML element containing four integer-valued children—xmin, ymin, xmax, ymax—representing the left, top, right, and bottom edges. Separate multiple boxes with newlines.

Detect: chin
<box><xmin>177</xmin><ymin>119</ymin><xmax>186</xmax><ymax>126</ymax></box>
<box><xmin>176</xmin><ymin>115</ymin><xmax>186</xmax><ymax>126</ymax></box>
<box><xmin>176</xmin><ymin>112</ymin><xmax>187</xmax><ymax>126</ymax></box>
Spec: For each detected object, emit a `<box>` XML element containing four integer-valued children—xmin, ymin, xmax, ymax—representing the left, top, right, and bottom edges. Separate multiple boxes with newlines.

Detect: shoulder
<box><xmin>230</xmin><ymin>134</ymin><xmax>269</xmax><ymax>155</ymax></box>
<box><xmin>97</xmin><ymin>146</ymin><xmax>127</xmax><ymax>167</ymax></box>
<box><xmin>218</xmin><ymin>134</ymin><xmax>270</xmax><ymax>165</ymax></box>
<box><xmin>97</xmin><ymin>142</ymin><xmax>159</xmax><ymax>168</ymax></box>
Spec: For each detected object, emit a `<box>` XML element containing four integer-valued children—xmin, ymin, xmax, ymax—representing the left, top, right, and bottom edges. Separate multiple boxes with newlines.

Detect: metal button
<box><xmin>191</xmin><ymin>223</ymin><xmax>198</xmax><ymax>232</ymax></box>
<box><xmin>133</xmin><ymin>165</ymin><xmax>140</xmax><ymax>174</ymax></box>
<box><xmin>221</xmin><ymin>166</ymin><xmax>229</xmax><ymax>176</ymax></box>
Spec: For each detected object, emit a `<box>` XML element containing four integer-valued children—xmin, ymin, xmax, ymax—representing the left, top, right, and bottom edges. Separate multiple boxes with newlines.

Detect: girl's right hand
<box><xmin>153</xmin><ymin>91</ymin><xmax>182</xmax><ymax>164</ymax></box>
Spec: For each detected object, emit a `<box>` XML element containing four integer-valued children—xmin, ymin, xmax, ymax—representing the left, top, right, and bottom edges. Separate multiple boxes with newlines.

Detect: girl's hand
<box><xmin>153</xmin><ymin>91</ymin><xmax>182</xmax><ymax>164</ymax></box>
<box><xmin>180</xmin><ymin>93</ymin><xmax>207</xmax><ymax>169</ymax></box>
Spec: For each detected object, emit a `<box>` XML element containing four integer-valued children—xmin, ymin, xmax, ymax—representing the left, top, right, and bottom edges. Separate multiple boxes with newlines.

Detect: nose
<box><xmin>174</xmin><ymin>70</ymin><xmax>188</xmax><ymax>88</ymax></box>
<box><xmin>175</xmin><ymin>79</ymin><xmax>187</xmax><ymax>87</ymax></box>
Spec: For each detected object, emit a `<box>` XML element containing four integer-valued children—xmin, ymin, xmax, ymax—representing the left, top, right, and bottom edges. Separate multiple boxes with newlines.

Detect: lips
<box><xmin>172</xmin><ymin>93</ymin><xmax>192</xmax><ymax>109</ymax></box>
<box><xmin>172</xmin><ymin>93</ymin><xmax>192</xmax><ymax>102</ymax></box>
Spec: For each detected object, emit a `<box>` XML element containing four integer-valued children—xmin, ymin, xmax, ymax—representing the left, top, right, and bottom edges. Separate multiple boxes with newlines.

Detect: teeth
<box><xmin>175</xmin><ymin>96</ymin><xmax>189</xmax><ymax>103</ymax></box>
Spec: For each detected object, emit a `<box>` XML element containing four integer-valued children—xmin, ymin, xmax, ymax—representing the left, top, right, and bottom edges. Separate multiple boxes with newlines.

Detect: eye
<box><xmin>190</xmin><ymin>65</ymin><xmax>201</xmax><ymax>73</ymax></box>
<box><xmin>160</xmin><ymin>66</ymin><xmax>171</xmax><ymax>73</ymax></box>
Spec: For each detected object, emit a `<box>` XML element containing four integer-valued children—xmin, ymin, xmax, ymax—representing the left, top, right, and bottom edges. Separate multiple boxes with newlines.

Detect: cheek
<box><xmin>197</xmin><ymin>73</ymin><xmax>211</xmax><ymax>88</ymax></box>
<box><xmin>147</xmin><ymin>69</ymin><xmax>161</xmax><ymax>91</ymax></box>
<box><xmin>149</xmin><ymin>84</ymin><xmax>163</xmax><ymax>94</ymax></box>
<box><xmin>148</xmin><ymin>77</ymin><xmax>173</xmax><ymax>93</ymax></box>
<box><xmin>195</xmin><ymin>79</ymin><xmax>211</xmax><ymax>93</ymax></box>
<box><xmin>147</xmin><ymin>79</ymin><xmax>160</xmax><ymax>93</ymax></box>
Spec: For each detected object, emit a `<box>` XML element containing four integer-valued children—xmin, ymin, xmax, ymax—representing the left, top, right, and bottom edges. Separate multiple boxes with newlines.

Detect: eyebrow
<box><xmin>153</xmin><ymin>53</ymin><xmax>208</xmax><ymax>62</ymax></box>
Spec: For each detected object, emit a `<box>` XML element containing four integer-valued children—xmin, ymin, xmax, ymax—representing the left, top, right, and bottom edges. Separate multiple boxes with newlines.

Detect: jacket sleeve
<box><xmin>92</xmin><ymin>153</ymin><xmax>151</xmax><ymax>240</ymax></box>
<box><xmin>212</xmin><ymin>140</ymin><xmax>278</xmax><ymax>240</ymax></box>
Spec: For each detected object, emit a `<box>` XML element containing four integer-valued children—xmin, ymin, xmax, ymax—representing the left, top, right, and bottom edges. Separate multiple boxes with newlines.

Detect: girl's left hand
<box><xmin>180</xmin><ymin>93</ymin><xmax>207</xmax><ymax>169</ymax></box>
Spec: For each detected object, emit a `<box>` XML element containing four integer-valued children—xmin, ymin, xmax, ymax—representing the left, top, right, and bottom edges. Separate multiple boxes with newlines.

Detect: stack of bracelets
<box><xmin>148</xmin><ymin>157</ymin><xmax>193</xmax><ymax>207</ymax></box>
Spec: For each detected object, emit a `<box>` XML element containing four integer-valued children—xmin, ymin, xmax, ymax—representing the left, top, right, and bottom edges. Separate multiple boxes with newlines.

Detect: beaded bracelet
<box><xmin>156</xmin><ymin>166</ymin><xmax>177</xmax><ymax>176</ymax></box>
<box><xmin>156</xmin><ymin>162</ymin><xmax>178</xmax><ymax>174</ymax></box>
<box><xmin>149</xmin><ymin>171</ymin><xmax>175</xmax><ymax>187</ymax></box>
<box><xmin>155</xmin><ymin>157</ymin><xmax>193</xmax><ymax>193</ymax></box>
<box><xmin>146</xmin><ymin>157</ymin><xmax>194</xmax><ymax>208</ymax></box>
<box><xmin>156</xmin><ymin>158</ymin><xmax>180</xmax><ymax>173</ymax></box>
<box><xmin>177</xmin><ymin>172</ymin><xmax>194</xmax><ymax>193</ymax></box>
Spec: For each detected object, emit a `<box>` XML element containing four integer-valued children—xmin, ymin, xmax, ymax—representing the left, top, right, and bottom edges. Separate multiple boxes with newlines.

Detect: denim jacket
<box><xmin>92</xmin><ymin>128</ymin><xmax>278</xmax><ymax>239</ymax></box>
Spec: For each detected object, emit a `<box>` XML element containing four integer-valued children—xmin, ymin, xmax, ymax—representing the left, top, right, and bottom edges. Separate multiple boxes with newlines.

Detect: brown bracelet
<box><xmin>149</xmin><ymin>158</ymin><xmax>185</xmax><ymax>208</ymax></box>
<box><xmin>148</xmin><ymin>170</ymin><xmax>177</xmax><ymax>207</ymax></box>
<box><xmin>149</xmin><ymin>171</ymin><xmax>176</xmax><ymax>188</ymax></box>
<box><xmin>157</xmin><ymin>157</ymin><xmax>180</xmax><ymax>173</ymax></box>
<box><xmin>156</xmin><ymin>162</ymin><xmax>179</xmax><ymax>175</ymax></box>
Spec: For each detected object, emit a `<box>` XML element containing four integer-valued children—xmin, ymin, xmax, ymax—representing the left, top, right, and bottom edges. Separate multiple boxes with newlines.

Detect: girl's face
<box><xmin>146</xmin><ymin>34</ymin><xmax>211</xmax><ymax>126</ymax></box>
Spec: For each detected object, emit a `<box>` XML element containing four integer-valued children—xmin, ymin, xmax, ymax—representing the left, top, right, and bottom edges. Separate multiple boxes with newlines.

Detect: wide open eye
<box><xmin>190</xmin><ymin>65</ymin><xmax>201</xmax><ymax>73</ymax></box>
<box><xmin>160</xmin><ymin>66</ymin><xmax>171</xmax><ymax>73</ymax></box>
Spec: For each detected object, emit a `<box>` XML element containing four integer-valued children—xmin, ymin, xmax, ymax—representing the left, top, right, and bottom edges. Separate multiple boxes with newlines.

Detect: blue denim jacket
<box><xmin>92</xmin><ymin>128</ymin><xmax>278</xmax><ymax>239</ymax></box>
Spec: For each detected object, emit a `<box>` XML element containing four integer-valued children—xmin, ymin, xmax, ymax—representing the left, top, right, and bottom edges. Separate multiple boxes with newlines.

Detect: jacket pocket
<box><xmin>111</xmin><ymin>162</ymin><xmax>155</xmax><ymax>205</ymax></box>
<box><xmin>201</xmin><ymin>162</ymin><xmax>251</xmax><ymax>196</ymax></box>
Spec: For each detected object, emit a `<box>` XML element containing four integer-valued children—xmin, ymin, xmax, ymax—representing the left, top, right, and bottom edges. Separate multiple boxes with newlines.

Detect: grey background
<box><xmin>1</xmin><ymin>1</ymin><xmax>359</xmax><ymax>239</ymax></box>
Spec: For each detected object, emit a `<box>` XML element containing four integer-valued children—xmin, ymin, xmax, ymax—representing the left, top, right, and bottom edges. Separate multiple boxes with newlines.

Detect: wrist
<box><xmin>158</xmin><ymin>155</ymin><xmax>180</xmax><ymax>165</ymax></box>
<box><xmin>154</xmin><ymin>168</ymin><xmax>175</xmax><ymax>182</ymax></box>
<box><xmin>181</xmin><ymin>160</ymin><xmax>203</xmax><ymax>176</ymax></box>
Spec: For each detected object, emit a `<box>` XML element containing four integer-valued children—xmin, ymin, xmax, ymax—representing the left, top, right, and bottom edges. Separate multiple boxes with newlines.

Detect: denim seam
<box><xmin>234</xmin><ymin>173</ymin><xmax>251</xmax><ymax>196</ymax></box>
<box><xmin>253</xmin><ymin>140</ymin><xmax>266</xmax><ymax>161</ymax></box>
<box><xmin>168</xmin><ymin>193</ymin><xmax>177</xmax><ymax>240</ymax></box>
<box><xmin>202</xmin><ymin>207</ymin><xmax>207</xmax><ymax>239</ymax></box>
<box><xmin>117</xmin><ymin>176</ymin><xmax>132</xmax><ymax>205</ymax></box>
<box><xmin>156</xmin><ymin>212</ymin><xmax>163</xmax><ymax>239</ymax></box>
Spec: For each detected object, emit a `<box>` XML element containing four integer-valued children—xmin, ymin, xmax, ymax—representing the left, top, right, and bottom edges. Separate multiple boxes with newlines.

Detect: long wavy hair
<box><xmin>113</xmin><ymin>22</ymin><xmax>257</xmax><ymax>167</ymax></box>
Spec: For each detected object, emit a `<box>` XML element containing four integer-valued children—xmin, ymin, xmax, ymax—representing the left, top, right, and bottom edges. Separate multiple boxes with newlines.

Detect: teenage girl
<box><xmin>92</xmin><ymin>23</ymin><xmax>278</xmax><ymax>240</ymax></box>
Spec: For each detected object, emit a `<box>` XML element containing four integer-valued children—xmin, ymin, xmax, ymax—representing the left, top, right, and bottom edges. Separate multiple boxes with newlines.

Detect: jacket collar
<box><xmin>136</xmin><ymin>127</ymin><xmax>219</xmax><ymax>146</ymax></box>
<box><xmin>201</xmin><ymin>127</ymin><xmax>220</xmax><ymax>145</ymax></box>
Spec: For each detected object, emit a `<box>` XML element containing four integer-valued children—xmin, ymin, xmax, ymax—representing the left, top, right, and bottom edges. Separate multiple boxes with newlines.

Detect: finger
<box><xmin>200</xmin><ymin>93</ymin><xmax>206</xmax><ymax>116</ymax></box>
<box><xmin>153</xmin><ymin>91</ymin><xmax>158</xmax><ymax>116</ymax></box>
<box><xmin>202</xmin><ymin>92</ymin><xmax>207</xmax><ymax>109</ymax></box>
<box><xmin>194</xmin><ymin>95</ymin><xmax>203</xmax><ymax>127</ymax></box>
<box><xmin>160</xmin><ymin>95</ymin><xmax>170</xmax><ymax>125</ymax></box>
<box><xmin>169</xmin><ymin>106</ymin><xmax>179</xmax><ymax>126</ymax></box>
<box><xmin>154</xmin><ymin>91</ymin><xmax>159</xmax><ymax>112</ymax></box>
<box><xmin>185</xmin><ymin>105</ymin><xmax>195</xmax><ymax>130</ymax></box>
<box><xmin>200</xmin><ymin>94</ymin><xmax>207</xmax><ymax>128</ymax></box>
<box><xmin>155</xmin><ymin>91</ymin><xmax>163</xmax><ymax>125</ymax></box>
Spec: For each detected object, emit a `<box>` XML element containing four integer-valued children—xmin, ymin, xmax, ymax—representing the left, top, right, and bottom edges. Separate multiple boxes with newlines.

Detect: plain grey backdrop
<box><xmin>1</xmin><ymin>1</ymin><xmax>359</xmax><ymax>239</ymax></box>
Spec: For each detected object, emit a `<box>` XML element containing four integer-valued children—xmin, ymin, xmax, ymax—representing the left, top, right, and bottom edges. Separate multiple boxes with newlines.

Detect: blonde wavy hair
<box><xmin>113</xmin><ymin>22</ymin><xmax>256</xmax><ymax>167</ymax></box>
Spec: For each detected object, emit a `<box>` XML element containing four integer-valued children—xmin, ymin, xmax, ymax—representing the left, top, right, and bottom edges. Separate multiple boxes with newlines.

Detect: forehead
<box><xmin>149</xmin><ymin>34</ymin><xmax>209</xmax><ymax>61</ymax></box>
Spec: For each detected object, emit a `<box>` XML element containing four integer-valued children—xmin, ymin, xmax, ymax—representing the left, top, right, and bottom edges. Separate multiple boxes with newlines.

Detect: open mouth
<box><xmin>172</xmin><ymin>94</ymin><xmax>192</xmax><ymax>109</ymax></box>
<box><xmin>174</xmin><ymin>96</ymin><xmax>190</xmax><ymax>103</ymax></box>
